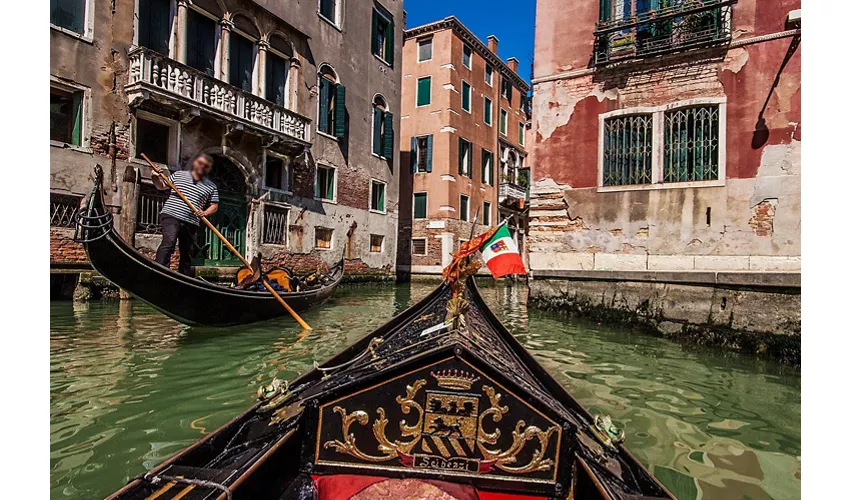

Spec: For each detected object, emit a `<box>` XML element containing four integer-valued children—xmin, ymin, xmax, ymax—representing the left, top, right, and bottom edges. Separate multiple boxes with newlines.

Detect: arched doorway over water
<box><xmin>192</xmin><ymin>155</ymin><xmax>249</xmax><ymax>267</ymax></box>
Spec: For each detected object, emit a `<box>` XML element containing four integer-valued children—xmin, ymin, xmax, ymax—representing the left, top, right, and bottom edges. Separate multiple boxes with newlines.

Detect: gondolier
<box><xmin>152</xmin><ymin>153</ymin><xmax>219</xmax><ymax>276</ymax></box>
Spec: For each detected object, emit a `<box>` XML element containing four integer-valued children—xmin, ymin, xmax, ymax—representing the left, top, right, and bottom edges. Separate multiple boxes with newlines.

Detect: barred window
<box><xmin>136</xmin><ymin>183</ymin><xmax>168</xmax><ymax>234</ymax></box>
<box><xmin>663</xmin><ymin>105</ymin><xmax>720</xmax><ymax>183</ymax></box>
<box><xmin>50</xmin><ymin>193</ymin><xmax>82</xmax><ymax>228</ymax></box>
<box><xmin>602</xmin><ymin>114</ymin><xmax>653</xmax><ymax>186</ymax></box>
<box><xmin>263</xmin><ymin>205</ymin><xmax>288</xmax><ymax>245</ymax></box>
<box><xmin>411</xmin><ymin>238</ymin><xmax>427</xmax><ymax>256</ymax></box>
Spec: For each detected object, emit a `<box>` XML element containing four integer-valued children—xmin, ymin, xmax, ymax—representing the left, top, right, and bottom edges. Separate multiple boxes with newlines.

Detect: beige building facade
<box><xmin>397</xmin><ymin>17</ymin><xmax>531</xmax><ymax>277</ymax></box>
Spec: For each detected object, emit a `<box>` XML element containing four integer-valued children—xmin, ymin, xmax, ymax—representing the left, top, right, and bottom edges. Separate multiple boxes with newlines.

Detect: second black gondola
<box><xmin>75</xmin><ymin>166</ymin><xmax>343</xmax><ymax>327</ymax></box>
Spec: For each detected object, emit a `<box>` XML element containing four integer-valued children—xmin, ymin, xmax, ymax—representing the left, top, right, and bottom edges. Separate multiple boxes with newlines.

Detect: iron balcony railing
<box><xmin>594</xmin><ymin>0</ymin><xmax>736</xmax><ymax>65</ymax></box>
<box><xmin>136</xmin><ymin>184</ymin><xmax>168</xmax><ymax>234</ymax></box>
<box><xmin>126</xmin><ymin>47</ymin><xmax>311</xmax><ymax>144</ymax></box>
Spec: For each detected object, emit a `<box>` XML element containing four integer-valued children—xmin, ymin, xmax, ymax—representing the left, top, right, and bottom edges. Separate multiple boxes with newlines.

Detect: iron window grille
<box><xmin>411</xmin><ymin>238</ymin><xmax>427</xmax><ymax>256</ymax></box>
<box><xmin>594</xmin><ymin>0</ymin><xmax>735</xmax><ymax>65</ymax></box>
<box><xmin>599</xmin><ymin>101</ymin><xmax>723</xmax><ymax>188</ymax></box>
<box><xmin>136</xmin><ymin>183</ymin><xmax>168</xmax><ymax>234</ymax></box>
<box><xmin>663</xmin><ymin>104</ymin><xmax>720</xmax><ymax>182</ymax></box>
<box><xmin>602</xmin><ymin>113</ymin><xmax>654</xmax><ymax>186</ymax></box>
<box><xmin>262</xmin><ymin>205</ymin><xmax>288</xmax><ymax>245</ymax></box>
<box><xmin>50</xmin><ymin>193</ymin><xmax>82</xmax><ymax>228</ymax></box>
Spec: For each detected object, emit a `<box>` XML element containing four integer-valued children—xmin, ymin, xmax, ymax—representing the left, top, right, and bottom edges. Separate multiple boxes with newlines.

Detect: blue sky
<box><xmin>404</xmin><ymin>0</ymin><xmax>536</xmax><ymax>83</ymax></box>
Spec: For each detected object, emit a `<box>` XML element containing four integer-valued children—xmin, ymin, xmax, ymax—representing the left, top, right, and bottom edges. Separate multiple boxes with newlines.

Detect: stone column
<box><xmin>288</xmin><ymin>58</ymin><xmax>301</xmax><ymax>112</ymax></box>
<box><xmin>219</xmin><ymin>19</ymin><xmax>233</xmax><ymax>83</ymax></box>
<box><xmin>176</xmin><ymin>0</ymin><xmax>190</xmax><ymax>64</ymax></box>
<box><xmin>256</xmin><ymin>40</ymin><xmax>268</xmax><ymax>98</ymax></box>
<box><xmin>440</xmin><ymin>232</ymin><xmax>454</xmax><ymax>269</ymax></box>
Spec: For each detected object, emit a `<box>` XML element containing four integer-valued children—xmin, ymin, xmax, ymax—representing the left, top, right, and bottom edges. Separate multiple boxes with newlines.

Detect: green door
<box><xmin>192</xmin><ymin>155</ymin><xmax>249</xmax><ymax>267</ymax></box>
<box><xmin>194</xmin><ymin>192</ymin><xmax>247</xmax><ymax>266</ymax></box>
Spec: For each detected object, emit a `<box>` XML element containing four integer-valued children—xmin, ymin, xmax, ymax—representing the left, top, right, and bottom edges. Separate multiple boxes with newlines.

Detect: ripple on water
<box><xmin>50</xmin><ymin>283</ymin><xmax>800</xmax><ymax>500</ymax></box>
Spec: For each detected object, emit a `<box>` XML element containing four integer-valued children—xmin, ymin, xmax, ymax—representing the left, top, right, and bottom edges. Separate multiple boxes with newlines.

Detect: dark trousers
<box><xmin>155</xmin><ymin>215</ymin><xmax>198</xmax><ymax>276</ymax></box>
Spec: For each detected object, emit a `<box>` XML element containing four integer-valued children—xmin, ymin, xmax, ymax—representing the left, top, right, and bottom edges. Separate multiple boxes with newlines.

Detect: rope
<box><xmin>141</xmin><ymin>473</ymin><xmax>233</xmax><ymax>500</ymax></box>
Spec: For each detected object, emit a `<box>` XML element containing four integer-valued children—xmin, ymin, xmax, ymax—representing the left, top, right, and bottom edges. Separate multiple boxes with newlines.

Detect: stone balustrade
<box><xmin>499</xmin><ymin>182</ymin><xmax>528</xmax><ymax>202</ymax></box>
<box><xmin>127</xmin><ymin>47</ymin><xmax>311</xmax><ymax>144</ymax></box>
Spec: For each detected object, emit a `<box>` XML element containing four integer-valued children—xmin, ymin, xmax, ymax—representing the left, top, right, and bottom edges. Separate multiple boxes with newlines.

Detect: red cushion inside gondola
<box><xmin>312</xmin><ymin>474</ymin><xmax>545</xmax><ymax>500</ymax></box>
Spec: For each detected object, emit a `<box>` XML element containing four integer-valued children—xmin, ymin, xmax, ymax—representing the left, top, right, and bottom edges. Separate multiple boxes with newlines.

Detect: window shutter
<box><xmin>458</xmin><ymin>138</ymin><xmax>463</xmax><ymax>175</ymax></box>
<box><xmin>385</xmin><ymin>21</ymin><xmax>394</xmax><ymax>66</ymax></box>
<box><xmin>372</xmin><ymin>106</ymin><xmax>382</xmax><ymax>155</ymax></box>
<box><xmin>489</xmin><ymin>156</ymin><xmax>494</xmax><ymax>186</ymax></box>
<box><xmin>333</xmin><ymin>84</ymin><xmax>346</xmax><ymax>138</ymax></box>
<box><xmin>426</xmin><ymin>135</ymin><xmax>433</xmax><ymax>172</ymax></box>
<box><xmin>382</xmin><ymin>111</ymin><xmax>393</xmax><ymax>159</ymax></box>
<box><xmin>318</xmin><ymin>78</ymin><xmax>330</xmax><ymax>133</ymax></box>
<box><xmin>481</xmin><ymin>151</ymin><xmax>487</xmax><ymax>183</ymax></box>
<box><xmin>507</xmin><ymin>82</ymin><xmax>513</xmax><ymax>103</ymax></box>
<box><xmin>71</xmin><ymin>91</ymin><xmax>82</xmax><ymax>146</ymax></box>
<box><xmin>599</xmin><ymin>0</ymin><xmax>611</xmax><ymax>22</ymax></box>
<box><xmin>371</xmin><ymin>10</ymin><xmax>380</xmax><ymax>56</ymax></box>
<box><xmin>410</xmin><ymin>136</ymin><xmax>418</xmax><ymax>173</ymax></box>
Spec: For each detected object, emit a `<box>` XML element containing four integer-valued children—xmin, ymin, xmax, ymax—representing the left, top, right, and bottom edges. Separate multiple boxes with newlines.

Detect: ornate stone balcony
<box><xmin>499</xmin><ymin>182</ymin><xmax>529</xmax><ymax>204</ymax></box>
<box><xmin>126</xmin><ymin>47</ymin><xmax>311</xmax><ymax>145</ymax></box>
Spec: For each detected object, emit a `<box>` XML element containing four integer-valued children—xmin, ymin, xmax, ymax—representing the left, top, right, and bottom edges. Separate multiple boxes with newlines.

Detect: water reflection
<box><xmin>50</xmin><ymin>281</ymin><xmax>800</xmax><ymax>499</ymax></box>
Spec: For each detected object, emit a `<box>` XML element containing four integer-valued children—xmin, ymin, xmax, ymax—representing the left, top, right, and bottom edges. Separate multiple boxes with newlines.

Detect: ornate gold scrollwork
<box><xmin>324</xmin><ymin>380</ymin><xmax>427</xmax><ymax>462</ymax></box>
<box><xmin>477</xmin><ymin>385</ymin><xmax>558</xmax><ymax>473</ymax></box>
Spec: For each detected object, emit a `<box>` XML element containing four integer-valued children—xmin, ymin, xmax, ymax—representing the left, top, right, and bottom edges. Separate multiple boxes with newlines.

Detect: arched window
<box><xmin>372</xmin><ymin>94</ymin><xmax>392</xmax><ymax>159</ymax></box>
<box><xmin>265</xmin><ymin>34</ymin><xmax>293</xmax><ymax>107</ymax></box>
<box><xmin>317</xmin><ymin>64</ymin><xmax>345</xmax><ymax>138</ymax></box>
<box><xmin>229</xmin><ymin>14</ymin><xmax>260</xmax><ymax>92</ymax></box>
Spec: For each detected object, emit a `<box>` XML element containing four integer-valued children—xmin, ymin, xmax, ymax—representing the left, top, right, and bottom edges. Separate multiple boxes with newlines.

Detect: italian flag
<box><xmin>481</xmin><ymin>224</ymin><xmax>526</xmax><ymax>278</ymax></box>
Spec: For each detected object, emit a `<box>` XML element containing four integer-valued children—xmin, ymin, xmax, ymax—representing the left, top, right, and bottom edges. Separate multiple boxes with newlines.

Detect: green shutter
<box><xmin>70</xmin><ymin>91</ymin><xmax>82</xmax><ymax>146</ymax></box>
<box><xmin>484</xmin><ymin>98</ymin><xmax>491</xmax><ymax>124</ymax></box>
<box><xmin>333</xmin><ymin>84</ymin><xmax>346</xmax><ymax>138</ymax></box>
<box><xmin>318</xmin><ymin>78</ymin><xmax>330</xmax><ymax>133</ymax></box>
<box><xmin>327</xmin><ymin>168</ymin><xmax>335</xmax><ymax>200</ymax></box>
<box><xmin>382</xmin><ymin>111</ymin><xmax>394</xmax><ymax>159</ymax></box>
<box><xmin>410</xmin><ymin>136</ymin><xmax>418</xmax><ymax>173</ymax></box>
<box><xmin>371</xmin><ymin>10</ymin><xmax>380</xmax><ymax>56</ymax></box>
<box><xmin>372</xmin><ymin>106</ymin><xmax>382</xmax><ymax>155</ymax></box>
<box><xmin>426</xmin><ymin>135</ymin><xmax>433</xmax><ymax>172</ymax></box>
<box><xmin>462</xmin><ymin>82</ymin><xmax>470</xmax><ymax>111</ymax></box>
<box><xmin>315</xmin><ymin>167</ymin><xmax>321</xmax><ymax>198</ymax></box>
<box><xmin>417</xmin><ymin>77</ymin><xmax>431</xmax><ymax>106</ymax></box>
<box><xmin>489</xmin><ymin>153</ymin><xmax>494</xmax><ymax>186</ymax></box>
<box><xmin>266</xmin><ymin>52</ymin><xmax>287</xmax><ymax>106</ymax></box>
<box><xmin>385</xmin><ymin>21</ymin><xmax>394</xmax><ymax>66</ymax></box>
<box><xmin>378</xmin><ymin>184</ymin><xmax>385</xmax><ymax>211</ymax></box>
<box><xmin>600</xmin><ymin>0</ymin><xmax>611</xmax><ymax>22</ymax></box>
<box><xmin>414</xmin><ymin>193</ymin><xmax>426</xmax><ymax>219</ymax></box>
<box><xmin>481</xmin><ymin>150</ymin><xmax>487</xmax><ymax>183</ymax></box>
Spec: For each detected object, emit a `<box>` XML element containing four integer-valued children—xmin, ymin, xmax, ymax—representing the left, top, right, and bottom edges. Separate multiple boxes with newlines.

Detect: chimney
<box><xmin>507</xmin><ymin>57</ymin><xmax>519</xmax><ymax>73</ymax></box>
<box><xmin>487</xmin><ymin>35</ymin><xmax>499</xmax><ymax>55</ymax></box>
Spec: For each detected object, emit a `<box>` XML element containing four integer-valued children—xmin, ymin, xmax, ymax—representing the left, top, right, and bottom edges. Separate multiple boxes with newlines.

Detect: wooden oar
<box><xmin>140</xmin><ymin>153</ymin><xmax>313</xmax><ymax>330</ymax></box>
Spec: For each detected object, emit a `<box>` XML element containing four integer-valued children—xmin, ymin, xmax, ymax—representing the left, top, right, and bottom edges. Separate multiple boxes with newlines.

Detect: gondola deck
<box><xmin>76</xmin><ymin>166</ymin><xmax>343</xmax><ymax>327</ymax></box>
<box><xmin>105</xmin><ymin>271</ymin><xmax>675</xmax><ymax>499</ymax></box>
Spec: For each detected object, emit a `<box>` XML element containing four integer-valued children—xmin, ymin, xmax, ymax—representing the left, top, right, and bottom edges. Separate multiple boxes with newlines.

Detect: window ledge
<box><xmin>373</xmin><ymin>54</ymin><xmax>393</xmax><ymax>68</ymax></box>
<box><xmin>316</xmin><ymin>197</ymin><xmax>338</xmax><ymax>205</ymax></box>
<box><xmin>316</xmin><ymin>131</ymin><xmax>339</xmax><ymax>142</ymax></box>
<box><xmin>263</xmin><ymin>186</ymin><xmax>293</xmax><ymax>196</ymax></box>
<box><xmin>317</xmin><ymin>13</ymin><xmax>342</xmax><ymax>32</ymax></box>
<box><xmin>315</xmin><ymin>246</ymin><xmax>333</xmax><ymax>251</ymax></box>
<box><xmin>50</xmin><ymin>141</ymin><xmax>92</xmax><ymax>154</ymax></box>
<box><xmin>371</xmin><ymin>152</ymin><xmax>387</xmax><ymax>160</ymax></box>
<box><xmin>50</xmin><ymin>24</ymin><xmax>93</xmax><ymax>44</ymax></box>
<box><xmin>418</xmin><ymin>58</ymin><xmax>432</xmax><ymax>63</ymax></box>
<box><xmin>369</xmin><ymin>209</ymin><xmax>387</xmax><ymax>215</ymax></box>
<box><xmin>262</xmin><ymin>242</ymin><xmax>288</xmax><ymax>248</ymax></box>
<box><xmin>597</xmin><ymin>179</ymin><xmax>726</xmax><ymax>193</ymax></box>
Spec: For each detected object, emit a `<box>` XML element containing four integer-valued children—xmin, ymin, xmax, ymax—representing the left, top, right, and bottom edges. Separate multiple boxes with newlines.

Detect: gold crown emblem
<box><xmin>430</xmin><ymin>369</ymin><xmax>480</xmax><ymax>391</ymax></box>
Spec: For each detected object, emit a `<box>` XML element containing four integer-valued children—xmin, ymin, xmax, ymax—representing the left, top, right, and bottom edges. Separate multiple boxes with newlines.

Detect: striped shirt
<box><xmin>160</xmin><ymin>170</ymin><xmax>220</xmax><ymax>226</ymax></box>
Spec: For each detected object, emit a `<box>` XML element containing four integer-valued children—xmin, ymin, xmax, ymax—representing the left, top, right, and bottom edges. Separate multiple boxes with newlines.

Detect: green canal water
<box><xmin>50</xmin><ymin>282</ymin><xmax>801</xmax><ymax>499</ymax></box>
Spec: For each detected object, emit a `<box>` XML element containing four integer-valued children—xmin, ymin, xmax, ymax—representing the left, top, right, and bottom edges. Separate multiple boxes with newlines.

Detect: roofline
<box><xmin>403</xmin><ymin>16</ymin><xmax>530</xmax><ymax>93</ymax></box>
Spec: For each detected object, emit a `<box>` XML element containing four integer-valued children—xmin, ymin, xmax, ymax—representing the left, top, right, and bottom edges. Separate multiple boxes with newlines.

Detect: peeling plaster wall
<box><xmin>529</xmin><ymin>0</ymin><xmax>801</xmax><ymax>273</ymax></box>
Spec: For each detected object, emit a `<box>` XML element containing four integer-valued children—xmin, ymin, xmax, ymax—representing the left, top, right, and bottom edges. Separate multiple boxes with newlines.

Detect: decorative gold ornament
<box><xmin>430</xmin><ymin>369</ymin><xmax>480</xmax><ymax>391</ymax></box>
